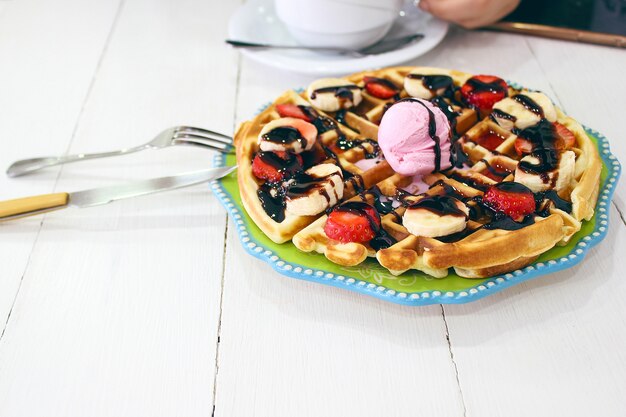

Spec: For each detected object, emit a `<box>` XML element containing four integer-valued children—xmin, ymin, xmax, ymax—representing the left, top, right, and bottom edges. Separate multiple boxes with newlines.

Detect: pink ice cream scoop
<box><xmin>378</xmin><ymin>99</ymin><xmax>452</xmax><ymax>176</ymax></box>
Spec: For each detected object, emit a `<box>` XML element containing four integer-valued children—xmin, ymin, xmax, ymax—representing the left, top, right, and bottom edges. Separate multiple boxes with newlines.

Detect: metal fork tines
<box><xmin>6</xmin><ymin>125</ymin><xmax>234</xmax><ymax>178</ymax></box>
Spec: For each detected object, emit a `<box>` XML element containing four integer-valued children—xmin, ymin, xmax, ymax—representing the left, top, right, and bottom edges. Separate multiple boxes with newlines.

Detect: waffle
<box><xmin>234</xmin><ymin>66</ymin><xmax>602</xmax><ymax>279</ymax></box>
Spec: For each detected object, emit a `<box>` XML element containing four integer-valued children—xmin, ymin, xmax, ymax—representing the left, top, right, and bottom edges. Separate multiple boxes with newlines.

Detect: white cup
<box><xmin>275</xmin><ymin>0</ymin><xmax>403</xmax><ymax>50</ymax></box>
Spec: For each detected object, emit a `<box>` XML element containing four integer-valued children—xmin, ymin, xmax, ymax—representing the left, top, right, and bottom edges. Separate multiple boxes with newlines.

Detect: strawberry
<box><xmin>252</xmin><ymin>151</ymin><xmax>303</xmax><ymax>183</ymax></box>
<box><xmin>460</xmin><ymin>75</ymin><xmax>508</xmax><ymax>111</ymax></box>
<box><xmin>514</xmin><ymin>137</ymin><xmax>533</xmax><ymax>156</ymax></box>
<box><xmin>275</xmin><ymin>104</ymin><xmax>311</xmax><ymax>122</ymax></box>
<box><xmin>483</xmin><ymin>182</ymin><xmax>536</xmax><ymax>221</ymax></box>
<box><xmin>363</xmin><ymin>76</ymin><xmax>398</xmax><ymax>99</ymax></box>
<box><xmin>324</xmin><ymin>202</ymin><xmax>381</xmax><ymax>243</ymax></box>
<box><xmin>554</xmin><ymin>122</ymin><xmax>576</xmax><ymax>149</ymax></box>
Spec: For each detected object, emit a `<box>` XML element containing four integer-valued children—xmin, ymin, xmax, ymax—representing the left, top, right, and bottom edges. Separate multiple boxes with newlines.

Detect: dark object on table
<box><xmin>485</xmin><ymin>0</ymin><xmax>626</xmax><ymax>48</ymax></box>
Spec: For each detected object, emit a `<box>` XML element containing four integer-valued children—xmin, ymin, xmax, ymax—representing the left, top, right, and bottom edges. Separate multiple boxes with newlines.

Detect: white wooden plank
<box><xmin>418</xmin><ymin>30</ymin><xmax>626</xmax><ymax>417</ymax></box>
<box><xmin>0</xmin><ymin>0</ymin><xmax>121</xmax><ymax>330</ymax></box>
<box><xmin>217</xmin><ymin>227</ymin><xmax>465</xmax><ymax>417</ymax></box>
<box><xmin>214</xmin><ymin>30</ymin><xmax>528</xmax><ymax>417</ymax></box>
<box><xmin>444</xmin><ymin>206</ymin><xmax>626</xmax><ymax>417</ymax></box>
<box><xmin>523</xmin><ymin>36</ymin><xmax>626</xmax><ymax>213</ymax></box>
<box><xmin>0</xmin><ymin>0</ymin><xmax>240</xmax><ymax>416</ymax></box>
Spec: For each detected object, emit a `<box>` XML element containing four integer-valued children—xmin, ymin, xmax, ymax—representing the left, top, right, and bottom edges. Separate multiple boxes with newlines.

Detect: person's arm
<box><xmin>419</xmin><ymin>0</ymin><xmax>521</xmax><ymax>29</ymax></box>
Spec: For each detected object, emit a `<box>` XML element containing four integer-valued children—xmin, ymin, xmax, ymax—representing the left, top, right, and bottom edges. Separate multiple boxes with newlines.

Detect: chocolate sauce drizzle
<box><xmin>407</xmin><ymin>195</ymin><xmax>469</xmax><ymax>219</ymax></box>
<box><xmin>515</xmin><ymin>119</ymin><xmax>561</xmax><ymax>185</ymax></box>
<box><xmin>335</xmin><ymin>109</ymin><xmax>360</xmax><ymax>133</ymax></box>
<box><xmin>323</xmin><ymin>146</ymin><xmax>365</xmax><ymax>194</ymax></box>
<box><xmin>335</xmin><ymin>136</ymin><xmax>381</xmax><ymax>159</ymax></box>
<box><xmin>257</xmin><ymin>184</ymin><xmax>286</xmax><ymax>223</ymax></box>
<box><xmin>450</xmin><ymin>141</ymin><xmax>470</xmax><ymax>168</ymax></box>
<box><xmin>513</xmin><ymin>94</ymin><xmax>544</xmax><ymax>117</ymax></box>
<box><xmin>480</xmin><ymin>158</ymin><xmax>511</xmax><ymax>179</ymax></box>
<box><xmin>364</xmin><ymin>77</ymin><xmax>401</xmax><ymax>100</ymax></box>
<box><xmin>466</xmin><ymin>77</ymin><xmax>508</xmax><ymax>95</ymax></box>
<box><xmin>261</xmin><ymin>126</ymin><xmax>305</xmax><ymax>148</ymax></box>
<box><xmin>330</xmin><ymin>201</ymin><xmax>397</xmax><ymax>250</ymax></box>
<box><xmin>297</xmin><ymin>105</ymin><xmax>335</xmax><ymax>134</ymax></box>
<box><xmin>310</xmin><ymin>85</ymin><xmax>361</xmax><ymax>101</ymax></box>
<box><xmin>387</xmin><ymin>98</ymin><xmax>445</xmax><ymax>172</ymax></box>
<box><xmin>407</xmin><ymin>74</ymin><xmax>454</xmax><ymax>92</ymax></box>
<box><xmin>483</xmin><ymin>214</ymin><xmax>535</xmax><ymax>231</ymax></box>
<box><xmin>491</xmin><ymin>108</ymin><xmax>516</xmax><ymax>124</ymax></box>
<box><xmin>536</xmin><ymin>189</ymin><xmax>572</xmax><ymax>214</ymax></box>
<box><xmin>256</xmin><ymin>151</ymin><xmax>303</xmax><ymax>180</ymax></box>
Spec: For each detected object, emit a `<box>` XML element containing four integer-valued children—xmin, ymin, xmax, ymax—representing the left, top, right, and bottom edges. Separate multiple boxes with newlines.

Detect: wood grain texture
<box><xmin>217</xmin><ymin>226</ymin><xmax>465</xmax><ymax>417</ymax></box>
<box><xmin>0</xmin><ymin>3</ymin><xmax>624</xmax><ymax>417</ymax></box>
<box><xmin>444</xmin><ymin>205</ymin><xmax>626</xmax><ymax>417</ymax></box>
<box><xmin>0</xmin><ymin>0</ymin><xmax>239</xmax><ymax>416</ymax></box>
<box><xmin>523</xmin><ymin>36</ymin><xmax>626</xmax><ymax>216</ymax></box>
<box><xmin>0</xmin><ymin>0</ymin><xmax>122</xmax><ymax>335</ymax></box>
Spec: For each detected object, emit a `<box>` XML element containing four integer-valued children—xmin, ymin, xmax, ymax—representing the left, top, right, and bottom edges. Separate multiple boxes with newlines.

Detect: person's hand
<box><xmin>418</xmin><ymin>0</ymin><xmax>521</xmax><ymax>29</ymax></box>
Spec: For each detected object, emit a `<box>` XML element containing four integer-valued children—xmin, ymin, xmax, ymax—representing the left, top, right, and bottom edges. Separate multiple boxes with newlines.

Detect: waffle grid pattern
<box><xmin>212</xmin><ymin>122</ymin><xmax>620</xmax><ymax>306</ymax></box>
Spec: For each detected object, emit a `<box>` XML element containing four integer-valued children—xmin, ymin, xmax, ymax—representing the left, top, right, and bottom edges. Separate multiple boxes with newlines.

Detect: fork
<box><xmin>6</xmin><ymin>126</ymin><xmax>234</xmax><ymax>177</ymax></box>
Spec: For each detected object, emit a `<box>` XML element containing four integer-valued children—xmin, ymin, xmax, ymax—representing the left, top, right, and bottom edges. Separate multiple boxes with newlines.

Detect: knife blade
<box><xmin>0</xmin><ymin>166</ymin><xmax>236</xmax><ymax>222</ymax></box>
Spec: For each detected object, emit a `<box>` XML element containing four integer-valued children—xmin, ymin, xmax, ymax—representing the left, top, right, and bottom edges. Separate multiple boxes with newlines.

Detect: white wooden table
<box><xmin>0</xmin><ymin>1</ymin><xmax>625</xmax><ymax>416</ymax></box>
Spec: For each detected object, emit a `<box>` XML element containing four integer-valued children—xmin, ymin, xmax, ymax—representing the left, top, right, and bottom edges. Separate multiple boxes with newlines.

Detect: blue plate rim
<box><xmin>212</xmin><ymin>101</ymin><xmax>621</xmax><ymax>306</ymax></box>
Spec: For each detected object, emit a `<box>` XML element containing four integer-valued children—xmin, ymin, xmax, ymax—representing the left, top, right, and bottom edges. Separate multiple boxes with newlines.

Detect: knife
<box><xmin>0</xmin><ymin>166</ymin><xmax>236</xmax><ymax>222</ymax></box>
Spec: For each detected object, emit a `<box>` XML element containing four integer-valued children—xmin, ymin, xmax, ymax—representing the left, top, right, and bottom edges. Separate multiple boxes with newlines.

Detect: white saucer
<box><xmin>228</xmin><ymin>0</ymin><xmax>449</xmax><ymax>76</ymax></box>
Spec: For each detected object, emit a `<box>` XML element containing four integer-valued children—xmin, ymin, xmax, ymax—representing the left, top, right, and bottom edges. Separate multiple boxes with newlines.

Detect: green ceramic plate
<box><xmin>212</xmin><ymin>112</ymin><xmax>620</xmax><ymax>305</ymax></box>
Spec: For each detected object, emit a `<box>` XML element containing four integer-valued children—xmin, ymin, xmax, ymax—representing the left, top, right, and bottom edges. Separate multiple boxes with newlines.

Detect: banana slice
<box><xmin>403</xmin><ymin>195</ymin><xmax>469</xmax><ymax>238</ymax></box>
<box><xmin>285</xmin><ymin>164</ymin><xmax>344</xmax><ymax>216</ymax></box>
<box><xmin>258</xmin><ymin>117</ymin><xmax>317</xmax><ymax>154</ymax></box>
<box><xmin>514</xmin><ymin>150</ymin><xmax>576</xmax><ymax>193</ymax></box>
<box><xmin>307</xmin><ymin>78</ymin><xmax>362</xmax><ymax>112</ymax></box>
<box><xmin>404</xmin><ymin>69</ymin><xmax>454</xmax><ymax>100</ymax></box>
<box><xmin>492</xmin><ymin>92</ymin><xmax>557</xmax><ymax>130</ymax></box>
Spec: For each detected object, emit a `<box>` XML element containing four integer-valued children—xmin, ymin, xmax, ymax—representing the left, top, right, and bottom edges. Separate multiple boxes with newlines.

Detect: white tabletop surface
<box><xmin>0</xmin><ymin>1</ymin><xmax>625</xmax><ymax>416</ymax></box>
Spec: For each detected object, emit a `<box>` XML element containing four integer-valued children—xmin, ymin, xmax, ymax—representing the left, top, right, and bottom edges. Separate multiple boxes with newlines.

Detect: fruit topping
<box><xmin>404</xmin><ymin>71</ymin><xmax>454</xmax><ymax>99</ymax></box>
<box><xmin>553</xmin><ymin>122</ymin><xmax>576</xmax><ymax>149</ymax></box>
<box><xmin>403</xmin><ymin>195</ymin><xmax>469</xmax><ymax>238</ymax></box>
<box><xmin>307</xmin><ymin>78</ymin><xmax>363</xmax><ymax>112</ymax></box>
<box><xmin>275</xmin><ymin>104</ymin><xmax>312</xmax><ymax>122</ymax></box>
<box><xmin>515</xmin><ymin>150</ymin><xmax>575</xmax><ymax>193</ymax></box>
<box><xmin>258</xmin><ymin>117</ymin><xmax>318</xmax><ymax>154</ymax></box>
<box><xmin>285</xmin><ymin>164</ymin><xmax>344</xmax><ymax>216</ymax></box>
<box><xmin>514</xmin><ymin>120</ymin><xmax>574</xmax><ymax>155</ymax></box>
<box><xmin>461</xmin><ymin>75</ymin><xmax>508</xmax><ymax>111</ymax></box>
<box><xmin>514</xmin><ymin>137</ymin><xmax>533</xmax><ymax>156</ymax></box>
<box><xmin>324</xmin><ymin>202</ymin><xmax>381</xmax><ymax>243</ymax></box>
<box><xmin>252</xmin><ymin>151</ymin><xmax>303</xmax><ymax>183</ymax></box>
<box><xmin>492</xmin><ymin>92</ymin><xmax>557</xmax><ymax>130</ymax></box>
<box><xmin>482</xmin><ymin>182</ymin><xmax>536</xmax><ymax>221</ymax></box>
<box><xmin>363</xmin><ymin>76</ymin><xmax>399</xmax><ymax>99</ymax></box>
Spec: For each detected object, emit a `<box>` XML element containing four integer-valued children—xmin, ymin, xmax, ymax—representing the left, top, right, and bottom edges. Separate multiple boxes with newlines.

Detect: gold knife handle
<box><xmin>0</xmin><ymin>192</ymin><xmax>69</xmax><ymax>221</ymax></box>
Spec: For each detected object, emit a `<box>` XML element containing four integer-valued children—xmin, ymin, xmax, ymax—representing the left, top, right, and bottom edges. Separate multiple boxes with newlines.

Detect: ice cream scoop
<box><xmin>378</xmin><ymin>98</ymin><xmax>452</xmax><ymax>176</ymax></box>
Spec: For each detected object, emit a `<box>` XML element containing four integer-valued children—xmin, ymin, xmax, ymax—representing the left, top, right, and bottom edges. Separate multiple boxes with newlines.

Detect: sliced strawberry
<box><xmin>483</xmin><ymin>182</ymin><xmax>536</xmax><ymax>221</ymax></box>
<box><xmin>324</xmin><ymin>202</ymin><xmax>381</xmax><ymax>243</ymax></box>
<box><xmin>553</xmin><ymin>122</ymin><xmax>576</xmax><ymax>149</ymax></box>
<box><xmin>514</xmin><ymin>137</ymin><xmax>533</xmax><ymax>156</ymax></box>
<box><xmin>275</xmin><ymin>104</ymin><xmax>311</xmax><ymax>122</ymax></box>
<box><xmin>252</xmin><ymin>151</ymin><xmax>303</xmax><ymax>183</ymax></box>
<box><xmin>460</xmin><ymin>75</ymin><xmax>508</xmax><ymax>111</ymax></box>
<box><xmin>363</xmin><ymin>76</ymin><xmax>398</xmax><ymax>99</ymax></box>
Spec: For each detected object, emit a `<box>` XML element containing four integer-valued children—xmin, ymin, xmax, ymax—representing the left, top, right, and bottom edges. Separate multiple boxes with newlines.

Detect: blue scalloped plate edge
<box><xmin>212</xmin><ymin>124</ymin><xmax>621</xmax><ymax>306</ymax></box>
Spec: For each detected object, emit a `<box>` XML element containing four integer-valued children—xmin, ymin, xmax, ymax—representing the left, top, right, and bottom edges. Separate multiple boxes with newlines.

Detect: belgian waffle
<box><xmin>234</xmin><ymin>66</ymin><xmax>602</xmax><ymax>279</ymax></box>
